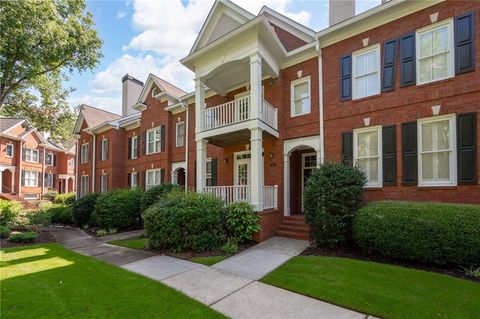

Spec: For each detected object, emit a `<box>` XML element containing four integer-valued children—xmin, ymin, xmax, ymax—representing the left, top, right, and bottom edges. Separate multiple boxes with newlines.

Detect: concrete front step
<box><xmin>275</xmin><ymin>230</ymin><xmax>310</xmax><ymax>241</ymax></box>
<box><xmin>275</xmin><ymin>214</ymin><xmax>311</xmax><ymax>241</ymax></box>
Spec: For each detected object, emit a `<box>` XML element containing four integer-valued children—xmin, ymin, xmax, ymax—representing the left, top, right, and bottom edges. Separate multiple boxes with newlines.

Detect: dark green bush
<box><xmin>140</xmin><ymin>184</ymin><xmax>177</xmax><ymax>211</ymax></box>
<box><xmin>353</xmin><ymin>201</ymin><xmax>480</xmax><ymax>267</ymax></box>
<box><xmin>49</xmin><ymin>205</ymin><xmax>73</xmax><ymax>225</ymax></box>
<box><xmin>54</xmin><ymin>192</ymin><xmax>76</xmax><ymax>205</ymax></box>
<box><xmin>221</xmin><ymin>238</ymin><xmax>239</xmax><ymax>255</ymax></box>
<box><xmin>42</xmin><ymin>191</ymin><xmax>58</xmax><ymax>202</ymax></box>
<box><xmin>0</xmin><ymin>200</ymin><xmax>23</xmax><ymax>227</ymax></box>
<box><xmin>91</xmin><ymin>189</ymin><xmax>143</xmax><ymax>230</ymax></box>
<box><xmin>28</xmin><ymin>208</ymin><xmax>52</xmax><ymax>226</ymax></box>
<box><xmin>304</xmin><ymin>162</ymin><xmax>366</xmax><ymax>245</ymax></box>
<box><xmin>143</xmin><ymin>191</ymin><xmax>224</xmax><ymax>251</ymax></box>
<box><xmin>71</xmin><ymin>193</ymin><xmax>101</xmax><ymax>226</ymax></box>
<box><xmin>225</xmin><ymin>202</ymin><xmax>260</xmax><ymax>242</ymax></box>
<box><xmin>1</xmin><ymin>226</ymin><xmax>11</xmax><ymax>238</ymax></box>
<box><xmin>8</xmin><ymin>231</ymin><xmax>38</xmax><ymax>243</ymax></box>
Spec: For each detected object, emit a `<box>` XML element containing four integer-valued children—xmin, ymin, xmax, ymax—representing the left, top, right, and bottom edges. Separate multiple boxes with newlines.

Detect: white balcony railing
<box><xmin>203</xmin><ymin>95</ymin><xmax>278</xmax><ymax>131</ymax></box>
<box><xmin>203</xmin><ymin>185</ymin><xmax>278</xmax><ymax>210</ymax></box>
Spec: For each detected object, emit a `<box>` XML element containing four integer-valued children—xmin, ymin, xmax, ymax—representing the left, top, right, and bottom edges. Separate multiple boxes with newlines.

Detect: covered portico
<box><xmin>0</xmin><ymin>164</ymin><xmax>16</xmax><ymax>194</ymax></box>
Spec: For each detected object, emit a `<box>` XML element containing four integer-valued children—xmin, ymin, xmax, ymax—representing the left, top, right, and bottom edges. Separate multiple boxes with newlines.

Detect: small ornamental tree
<box><xmin>303</xmin><ymin>162</ymin><xmax>366</xmax><ymax>245</ymax></box>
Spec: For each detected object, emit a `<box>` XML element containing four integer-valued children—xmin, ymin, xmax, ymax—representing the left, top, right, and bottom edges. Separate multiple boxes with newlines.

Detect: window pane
<box><xmin>356</xmin><ymin>54</ymin><xmax>366</xmax><ymax>75</ymax></box>
<box><xmin>365</xmin><ymin>50</ymin><xmax>377</xmax><ymax>73</ymax></box>
<box><xmin>420</xmin><ymin>32</ymin><xmax>433</xmax><ymax>58</ymax></box>
<box><xmin>419</xmin><ymin>58</ymin><xmax>433</xmax><ymax>83</ymax></box>
<box><xmin>432</xmin><ymin>53</ymin><xmax>448</xmax><ymax>80</ymax></box>
<box><xmin>294</xmin><ymin>98</ymin><xmax>310</xmax><ymax>115</ymax></box>
<box><xmin>422</xmin><ymin>153</ymin><xmax>434</xmax><ymax>181</ymax></box>
<box><xmin>437</xmin><ymin>151</ymin><xmax>450</xmax><ymax>181</ymax></box>
<box><xmin>357</xmin><ymin>131</ymin><xmax>378</xmax><ymax>157</ymax></box>
<box><xmin>355</xmin><ymin>76</ymin><xmax>367</xmax><ymax>99</ymax></box>
<box><xmin>147</xmin><ymin>172</ymin><xmax>153</xmax><ymax>185</ymax></box>
<box><xmin>366</xmin><ymin>74</ymin><xmax>379</xmax><ymax>96</ymax></box>
<box><xmin>423</xmin><ymin>120</ymin><xmax>450</xmax><ymax>151</ymax></box>
<box><xmin>357</xmin><ymin>158</ymin><xmax>378</xmax><ymax>184</ymax></box>
<box><xmin>148</xmin><ymin>131</ymin><xmax>154</xmax><ymax>142</ymax></box>
<box><xmin>432</xmin><ymin>26</ymin><xmax>448</xmax><ymax>54</ymax></box>
<box><xmin>294</xmin><ymin>82</ymin><xmax>309</xmax><ymax>100</ymax></box>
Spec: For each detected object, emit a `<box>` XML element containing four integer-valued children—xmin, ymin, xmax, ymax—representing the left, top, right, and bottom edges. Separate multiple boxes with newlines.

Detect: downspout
<box><xmin>88</xmin><ymin>131</ymin><xmax>96</xmax><ymax>193</ymax></box>
<box><xmin>181</xmin><ymin>101</ymin><xmax>189</xmax><ymax>193</ymax></box>
<box><xmin>41</xmin><ymin>146</ymin><xmax>46</xmax><ymax>196</ymax></box>
<box><xmin>18</xmin><ymin>140</ymin><xmax>23</xmax><ymax>195</ymax></box>
<box><xmin>75</xmin><ymin>139</ymin><xmax>79</xmax><ymax>199</ymax></box>
<box><xmin>317</xmin><ymin>41</ymin><xmax>325</xmax><ymax>164</ymax></box>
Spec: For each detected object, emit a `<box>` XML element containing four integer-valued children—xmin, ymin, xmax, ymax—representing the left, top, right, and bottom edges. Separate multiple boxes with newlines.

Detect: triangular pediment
<box><xmin>190</xmin><ymin>0</ymin><xmax>254</xmax><ymax>54</ymax></box>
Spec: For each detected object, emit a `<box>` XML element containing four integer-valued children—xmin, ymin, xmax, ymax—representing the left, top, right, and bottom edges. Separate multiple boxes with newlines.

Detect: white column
<box><xmin>18</xmin><ymin>141</ymin><xmax>23</xmax><ymax>195</ymax></box>
<box><xmin>250</xmin><ymin>127</ymin><xmax>263</xmax><ymax>211</ymax></box>
<box><xmin>65</xmin><ymin>178</ymin><xmax>69</xmax><ymax>193</ymax></box>
<box><xmin>249</xmin><ymin>53</ymin><xmax>262</xmax><ymax>120</ymax></box>
<box><xmin>316</xmin><ymin>149</ymin><xmax>322</xmax><ymax>168</ymax></box>
<box><xmin>283</xmin><ymin>154</ymin><xmax>291</xmax><ymax>216</ymax></box>
<box><xmin>196</xmin><ymin>139</ymin><xmax>207</xmax><ymax>193</ymax></box>
<box><xmin>194</xmin><ymin>77</ymin><xmax>205</xmax><ymax>134</ymax></box>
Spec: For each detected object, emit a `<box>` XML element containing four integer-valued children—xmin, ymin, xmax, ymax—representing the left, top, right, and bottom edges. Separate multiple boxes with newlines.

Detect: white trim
<box><xmin>417</xmin><ymin>113</ymin><xmax>457</xmax><ymax>187</ymax></box>
<box><xmin>100</xmin><ymin>138</ymin><xmax>108</xmax><ymax>161</ymax></box>
<box><xmin>80</xmin><ymin>143</ymin><xmax>89</xmax><ymax>164</ymax></box>
<box><xmin>24</xmin><ymin>148</ymin><xmax>39</xmax><ymax>163</ymax></box>
<box><xmin>130</xmin><ymin>171</ymin><xmax>138</xmax><ymax>189</ymax></box>
<box><xmin>233</xmin><ymin>151</ymin><xmax>252</xmax><ymax>186</ymax></box>
<box><xmin>353</xmin><ymin>125</ymin><xmax>383</xmax><ymax>188</ymax></box>
<box><xmin>145</xmin><ymin>168</ymin><xmax>162</xmax><ymax>190</ymax></box>
<box><xmin>176</xmin><ymin>122</ymin><xmax>185</xmax><ymax>148</ymax></box>
<box><xmin>290</xmin><ymin>76</ymin><xmax>311</xmax><ymax>117</ymax></box>
<box><xmin>5</xmin><ymin>143</ymin><xmax>13</xmax><ymax>158</ymax></box>
<box><xmin>23</xmin><ymin>170</ymin><xmax>39</xmax><ymax>187</ymax></box>
<box><xmin>131</xmin><ymin>136</ymin><xmax>138</xmax><ymax>159</ymax></box>
<box><xmin>352</xmin><ymin>43</ymin><xmax>381</xmax><ymax>100</ymax></box>
<box><xmin>416</xmin><ymin>18</ymin><xmax>455</xmax><ymax>86</ymax></box>
<box><xmin>100</xmin><ymin>173</ymin><xmax>108</xmax><ymax>193</ymax></box>
<box><xmin>146</xmin><ymin>126</ymin><xmax>162</xmax><ymax>155</ymax></box>
<box><xmin>80</xmin><ymin>175</ymin><xmax>89</xmax><ymax>197</ymax></box>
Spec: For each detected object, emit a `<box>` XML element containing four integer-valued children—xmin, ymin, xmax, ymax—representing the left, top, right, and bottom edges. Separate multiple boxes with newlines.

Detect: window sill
<box><xmin>146</xmin><ymin>151</ymin><xmax>161</xmax><ymax>156</ymax></box>
<box><xmin>351</xmin><ymin>93</ymin><xmax>382</xmax><ymax>103</ymax></box>
<box><xmin>364</xmin><ymin>186</ymin><xmax>383</xmax><ymax>190</ymax></box>
<box><xmin>417</xmin><ymin>185</ymin><xmax>457</xmax><ymax>190</ymax></box>
<box><xmin>415</xmin><ymin>76</ymin><xmax>455</xmax><ymax>88</ymax></box>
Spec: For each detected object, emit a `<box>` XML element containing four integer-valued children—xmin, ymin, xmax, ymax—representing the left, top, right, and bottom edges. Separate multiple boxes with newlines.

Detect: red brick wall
<box><xmin>322</xmin><ymin>1</ymin><xmax>480</xmax><ymax>204</ymax></box>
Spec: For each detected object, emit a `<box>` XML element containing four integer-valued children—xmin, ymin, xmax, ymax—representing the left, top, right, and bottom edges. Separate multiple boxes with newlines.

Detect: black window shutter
<box><xmin>144</xmin><ymin>170</ymin><xmax>147</xmax><ymax>191</ymax></box>
<box><xmin>52</xmin><ymin>174</ymin><xmax>56</xmax><ymax>188</ymax></box>
<box><xmin>160</xmin><ymin>168</ymin><xmax>165</xmax><ymax>184</ymax></box>
<box><xmin>455</xmin><ymin>12</ymin><xmax>475</xmax><ymax>75</ymax></box>
<box><xmin>21</xmin><ymin>170</ymin><xmax>25</xmax><ymax>186</ymax></box>
<box><xmin>160</xmin><ymin>125</ymin><xmax>166</xmax><ymax>152</ymax></box>
<box><xmin>211</xmin><ymin>158</ymin><xmax>218</xmax><ymax>186</ymax></box>
<box><xmin>400</xmin><ymin>33</ymin><xmax>416</xmax><ymax>87</ymax></box>
<box><xmin>341</xmin><ymin>132</ymin><xmax>353</xmax><ymax>166</ymax></box>
<box><xmin>457</xmin><ymin>112</ymin><xmax>477</xmax><ymax>184</ymax></box>
<box><xmin>194</xmin><ymin>160</ymin><xmax>197</xmax><ymax>191</ymax></box>
<box><xmin>127</xmin><ymin>173</ymin><xmax>131</xmax><ymax>187</ymax></box>
<box><xmin>105</xmin><ymin>140</ymin><xmax>109</xmax><ymax>160</ymax></box>
<box><xmin>22</xmin><ymin>147</ymin><xmax>26</xmax><ymax>161</ymax></box>
<box><xmin>340</xmin><ymin>54</ymin><xmax>352</xmax><ymax>101</ymax></box>
<box><xmin>39</xmin><ymin>150</ymin><xmax>44</xmax><ymax>164</ymax></box>
<box><xmin>382</xmin><ymin>39</ymin><xmax>398</xmax><ymax>92</ymax></box>
<box><xmin>142</xmin><ymin>131</ymin><xmax>147</xmax><ymax>155</ymax></box>
<box><xmin>53</xmin><ymin>154</ymin><xmax>57</xmax><ymax>166</ymax></box>
<box><xmin>136</xmin><ymin>136</ymin><xmax>140</xmax><ymax>158</ymax></box>
<box><xmin>382</xmin><ymin>125</ymin><xmax>397</xmax><ymax>184</ymax></box>
<box><xmin>38</xmin><ymin>172</ymin><xmax>43</xmax><ymax>188</ymax></box>
<box><xmin>402</xmin><ymin>121</ymin><xmax>417</xmax><ymax>185</ymax></box>
<box><xmin>138</xmin><ymin>171</ymin><xmax>142</xmax><ymax>189</ymax></box>
<box><xmin>127</xmin><ymin>137</ymin><xmax>132</xmax><ymax>159</ymax></box>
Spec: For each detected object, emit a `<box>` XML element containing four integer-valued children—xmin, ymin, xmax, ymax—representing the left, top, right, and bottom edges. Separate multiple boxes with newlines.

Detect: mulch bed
<box><xmin>1</xmin><ymin>227</ymin><xmax>56</xmax><ymax>248</ymax></box>
<box><xmin>301</xmin><ymin>245</ymin><xmax>480</xmax><ymax>283</ymax></box>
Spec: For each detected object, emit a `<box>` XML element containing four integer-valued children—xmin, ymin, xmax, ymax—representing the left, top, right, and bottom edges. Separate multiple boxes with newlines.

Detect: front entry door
<box><xmin>234</xmin><ymin>151</ymin><xmax>251</xmax><ymax>201</ymax></box>
<box><xmin>301</xmin><ymin>153</ymin><xmax>317</xmax><ymax>212</ymax></box>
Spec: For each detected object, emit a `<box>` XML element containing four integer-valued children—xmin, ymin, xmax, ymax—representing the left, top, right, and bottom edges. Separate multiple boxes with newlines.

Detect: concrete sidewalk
<box><xmin>49</xmin><ymin>227</ymin><xmax>368</xmax><ymax>319</ymax></box>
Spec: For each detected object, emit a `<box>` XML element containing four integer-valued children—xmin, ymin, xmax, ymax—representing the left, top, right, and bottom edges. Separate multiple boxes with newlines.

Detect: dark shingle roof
<box><xmin>0</xmin><ymin>117</ymin><xmax>25</xmax><ymax>133</ymax></box>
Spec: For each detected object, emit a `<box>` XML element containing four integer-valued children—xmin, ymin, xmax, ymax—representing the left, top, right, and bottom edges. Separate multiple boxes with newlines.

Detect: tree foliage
<box><xmin>0</xmin><ymin>0</ymin><xmax>102</xmax><ymax>141</ymax></box>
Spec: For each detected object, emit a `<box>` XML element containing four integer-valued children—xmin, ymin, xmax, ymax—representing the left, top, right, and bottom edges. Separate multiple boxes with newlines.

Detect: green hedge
<box><xmin>54</xmin><ymin>192</ymin><xmax>76</xmax><ymax>205</ymax></box>
<box><xmin>143</xmin><ymin>191</ymin><xmax>224</xmax><ymax>251</ymax></box>
<box><xmin>0</xmin><ymin>200</ymin><xmax>23</xmax><ymax>227</ymax></box>
<box><xmin>71</xmin><ymin>193</ymin><xmax>101</xmax><ymax>226</ymax></box>
<box><xmin>353</xmin><ymin>201</ymin><xmax>480</xmax><ymax>266</ymax></box>
<box><xmin>140</xmin><ymin>184</ymin><xmax>178</xmax><ymax>212</ymax></box>
<box><xmin>49</xmin><ymin>205</ymin><xmax>73</xmax><ymax>225</ymax></box>
<box><xmin>225</xmin><ymin>202</ymin><xmax>260</xmax><ymax>243</ymax></box>
<box><xmin>91</xmin><ymin>189</ymin><xmax>143</xmax><ymax>230</ymax></box>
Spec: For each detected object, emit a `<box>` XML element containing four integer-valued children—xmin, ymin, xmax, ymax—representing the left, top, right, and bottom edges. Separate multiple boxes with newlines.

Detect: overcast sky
<box><xmin>67</xmin><ymin>0</ymin><xmax>380</xmax><ymax>114</ymax></box>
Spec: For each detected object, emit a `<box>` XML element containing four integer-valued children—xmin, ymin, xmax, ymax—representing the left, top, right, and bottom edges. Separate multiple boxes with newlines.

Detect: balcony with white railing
<box><xmin>202</xmin><ymin>95</ymin><xmax>278</xmax><ymax>132</ymax></box>
<box><xmin>203</xmin><ymin>185</ymin><xmax>278</xmax><ymax>210</ymax></box>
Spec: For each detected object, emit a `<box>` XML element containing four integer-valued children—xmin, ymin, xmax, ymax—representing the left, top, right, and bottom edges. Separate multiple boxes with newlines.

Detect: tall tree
<box><xmin>0</xmin><ymin>0</ymin><xmax>102</xmax><ymax>141</ymax></box>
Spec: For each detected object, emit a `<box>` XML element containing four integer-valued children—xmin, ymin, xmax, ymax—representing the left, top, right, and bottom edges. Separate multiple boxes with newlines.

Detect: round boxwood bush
<box><xmin>225</xmin><ymin>202</ymin><xmax>260</xmax><ymax>243</ymax></box>
<box><xmin>54</xmin><ymin>192</ymin><xmax>76</xmax><ymax>205</ymax></box>
<box><xmin>71</xmin><ymin>193</ymin><xmax>101</xmax><ymax>226</ymax></box>
<box><xmin>353</xmin><ymin>201</ymin><xmax>480</xmax><ymax>267</ymax></box>
<box><xmin>49</xmin><ymin>205</ymin><xmax>73</xmax><ymax>225</ymax></box>
<box><xmin>8</xmin><ymin>231</ymin><xmax>38</xmax><ymax>243</ymax></box>
<box><xmin>91</xmin><ymin>189</ymin><xmax>143</xmax><ymax>230</ymax></box>
<box><xmin>143</xmin><ymin>191</ymin><xmax>224</xmax><ymax>251</ymax></box>
<box><xmin>304</xmin><ymin>162</ymin><xmax>366</xmax><ymax>245</ymax></box>
<box><xmin>140</xmin><ymin>184</ymin><xmax>177</xmax><ymax>212</ymax></box>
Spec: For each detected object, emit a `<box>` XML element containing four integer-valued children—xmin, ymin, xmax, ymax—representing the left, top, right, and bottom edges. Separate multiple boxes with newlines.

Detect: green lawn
<box><xmin>191</xmin><ymin>256</ymin><xmax>228</xmax><ymax>266</ymax></box>
<box><xmin>107</xmin><ymin>237</ymin><xmax>147</xmax><ymax>249</ymax></box>
<box><xmin>0</xmin><ymin>244</ymin><xmax>224</xmax><ymax>319</ymax></box>
<box><xmin>261</xmin><ymin>256</ymin><xmax>480</xmax><ymax>319</ymax></box>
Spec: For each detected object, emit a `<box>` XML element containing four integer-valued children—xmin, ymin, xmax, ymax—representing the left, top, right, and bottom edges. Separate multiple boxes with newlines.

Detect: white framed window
<box><xmin>24</xmin><ymin>170</ymin><xmax>39</xmax><ymax>187</ymax></box>
<box><xmin>176</xmin><ymin>122</ymin><xmax>185</xmax><ymax>147</ymax></box>
<box><xmin>352</xmin><ymin>44</ymin><xmax>381</xmax><ymax>100</ymax></box>
<box><xmin>131</xmin><ymin>136</ymin><xmax>138</xmax><ymax>159</ymax></box>
<box><xmin>100</xmin><ymin>173</ymin><xmax>108</xmax><ymax>193</ymax></box>
<box><xmin>130</xmin><ymin>172</ymin><xmax>138</xmax><ymax>188</ymax></box>
<box><xmin>146</xmin><ymin>169</ymin><xmax>162</xmax><ymax>190</ymax></box>
<box><xmin>24</xmin><ymin>193</ymin><xmax>38</xmax><ymax>200</ymax></box>
<box><xmin>24</xmin><ymin>148</ymin><xmax>39</xmax><ymax>163</ymax></box>
<box><xmin>101</xmin><ymin>139</ymin><xmax>108</xmax><ymax>161</ymax></box>
<box><xmin>354</xmin><ymin>126</ymin><xmax>382</xmax><ymax>187</ymax></box>
<box><xmin>46</xmin><ymin>153</ymin><xmax>54</xmax><ymax>166</ymax></box>
<box><xmin>81</xmin><ymin>143</ymin><xmax>89</xmax><ymax>164</ymax></box>
<box><xmin>291</xmin><ymin>76</ymin><xmax>311</xmax><ymax>117</ymax></box>
<box><xmin>206</xmin><ymin>159</ymin><xmax>212</xmax><ymax>186</ymax></box>
<box><xmin>416</xmin><ymin>19</ymin><xmax>454</xmax><ymax>85</ymax></box>
<box><xmin>418</xmin><ymin>114</ymin><xmax>456</xmax><ymax>186</ymax></box>
<box><xmin>147</xmin><ymin>127</ymin><xmax>161</xmax><ymax>154</ymax></box>
<box><xmin>45</xmin><ymin>173</ymin><xmax>54</xmax><ymax>188</ymax></box>
<box><xmin>68</xmin><ymin>158</ymin><xmax>75</xmax><ymax>168</ymax></box>
<box><xmin>80</xmin><ymin>175</ymin><xmax>89</xmax><ymax>197</ymax></box>
<box><xmin>5</xmin><ymin>144</ymin><xmax>13</xmax><ymax>157</ymax></box>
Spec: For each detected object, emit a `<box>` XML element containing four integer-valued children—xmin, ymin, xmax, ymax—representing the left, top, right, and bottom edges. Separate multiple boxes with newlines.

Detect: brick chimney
<box><xmin>121</xmin><ymin>74</ymin><xmax>144</xmax><ymax>117</ymax></box>
<box><xmin>329</xmin><ymin>0</ymin><xmax>356</xmax><ymax>26</ymax></box>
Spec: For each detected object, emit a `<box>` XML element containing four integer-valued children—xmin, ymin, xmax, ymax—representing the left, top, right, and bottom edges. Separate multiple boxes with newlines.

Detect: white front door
<box><xmin>301</xmin><ymin>153</ymin><xmax>317</xmax><ymax>212</ymax></box>
<box><xmin>234</xmin><ymin>151</ymin><xmax>251</xmax><ymax>201</ymax></box>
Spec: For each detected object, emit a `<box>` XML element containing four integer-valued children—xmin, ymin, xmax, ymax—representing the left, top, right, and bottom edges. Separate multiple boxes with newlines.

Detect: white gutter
<box><xmin>75</xmin><ymin>139</ymin><xmax>79</xmax><ymax>199</ymax></box>
<box><xmin>317</xmin><ymin>42</ymin><xmax>325</xmax><ymax>164</ymax></box>
<box><xmin>86</xmin><ymin>131</ymin><xmax>96</xmax><ymax>193</ymax></box>
<box><xmin>180</xmin><ymin>101</ymin><xmax>189</xmax><ymax>192</ymax></box>
<box><xmin>18</xmin><ymin>141</ymin><xmax>23</xmax><ymax>196</ymax></box>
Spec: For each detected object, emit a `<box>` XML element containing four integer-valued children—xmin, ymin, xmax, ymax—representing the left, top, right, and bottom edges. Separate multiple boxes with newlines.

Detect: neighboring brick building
<box><xmin>73</xmin><ymin>0</ymin><xmax>479</xmax><ymax>241</ymax></box>
<box><xmin>0</xmin><ymin>117</ymin><xmax>76</xmax><ymax>201</ymax></box>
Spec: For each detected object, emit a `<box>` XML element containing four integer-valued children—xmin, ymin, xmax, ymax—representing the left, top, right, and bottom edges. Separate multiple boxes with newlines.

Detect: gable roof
<box><xmin>136</xmin><ymin>74</ymin><xmax>187</xmax><ymax>106</ymax></box>
<box><xmin>189</xmin><ymin>0</ymin><xmax>254</xmax><ymax>54</ymax></box>
<box><xmin>73</xmin><ymin>104</ymin><xmax>121</xmax><ymax>134</ymax></box>
<box><xmin>0</xmin><ymin>117</ymin><xmax>26</xmax><ymax>133</ymax></box>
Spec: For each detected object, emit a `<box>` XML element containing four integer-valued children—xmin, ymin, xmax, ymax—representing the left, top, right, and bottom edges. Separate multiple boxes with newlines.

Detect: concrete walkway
<box><xmin>48</xmin><ymin>227</ymin><xmax>368</xmax><ymax>319</ymax></box>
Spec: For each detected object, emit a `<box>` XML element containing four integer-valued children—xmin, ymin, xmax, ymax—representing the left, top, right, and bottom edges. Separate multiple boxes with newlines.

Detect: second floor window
<box><xmin>416</xmin><ymin>19</ymin><xmax>454</xmax><ymax>85</ymax></box>
<box><xmin>147</xmin><ymin>127</ymin><xmax>161</xmax><ymax>154</ymax></box>
<box><xmin>46</xmin><ymin>153</ymin><xmax>56</xmax><ymax>166</ymax></box>
<box><xmin>23</xmin><ymin>170</ymin><xmax>39</xmax><ymax>187</ymax></box>
<box><xmin>68</xmin><ymin>158</ymin><xmax>75</xmax><ymax>168</ymax></box>
<box><xmin>81</xmin><ymin>143</ymin><xmax>89</xmax><ymax>164</ymax></box>
<box><xmin>101</xmin><ymin>139</ymin><xmax>109</xmax><ymax>161</ymax></box>
<box><xmin>352</xmin><ymin>44</ymin><xmax>380</xmax><ymax>100</ymax></box>
<box><xmin>24</xmin><ymin>148</ymin><xmax>39</xmax><ymax>163</ymax></box>
<box><xmin>176</xmin><ymin>122</ymin><xmax>185</xmax><ymax>147</ymax></box>
<box><xmin>131</xmin><ymin>136</ymin><xmax>138</xmax><ymax>159</ymax></box>
<box><xmin>291</xmin><ymin>77</ymin><xmax>311</xmax><ymax>116</ymax></box>
<box><xmin>5</xmin><ymin>144</ymin><xmax>13</xmax><ymax>157</ymax></box>
<box><xmin>45</xmin><ymin>173</ymin><xmax>54</xmax><ymax>188</ymax></box>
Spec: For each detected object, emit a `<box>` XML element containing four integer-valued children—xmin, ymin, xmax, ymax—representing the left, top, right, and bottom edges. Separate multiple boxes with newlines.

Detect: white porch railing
<box><xmin>203</xmin><ymin>185</ymin><xmax>278</xmax><ymax>210</ymax></box>
<box><xmin>203</xmin><ymin>95</ymin><xmax>277</xmax><ymax>131</ymax></box>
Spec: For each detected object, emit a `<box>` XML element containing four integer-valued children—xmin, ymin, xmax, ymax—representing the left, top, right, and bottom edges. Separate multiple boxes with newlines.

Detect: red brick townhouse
<box><xmin>0</xmin><ymin>117</ymin><xmax>76</xmax><ymax>201</ymax></box>
<box><xmin>73</xmin><ymin>0</ymin><xmax>479</xmax><ymax>241</ymax></box>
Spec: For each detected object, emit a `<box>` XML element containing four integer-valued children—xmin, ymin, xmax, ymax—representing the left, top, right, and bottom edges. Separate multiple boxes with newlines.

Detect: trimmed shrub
<box><xmin>221</xmin><ymin>238</ymin><xmax>239</xmax><ymax>255</ymax></box>
<box><xmin>96</xmin><ymin>229</ymin><xmax>108</xmax><ymax>237</ymax></box>
<box><xmin>1</xmin><ymin>226</ymin><xmax>11</xmax><ymax>238</ymax></box>
<box><xmin>54</xmin><ymin>192</ymin><xmax>76</xmax><ymax>205</ymax></box>
<box><xmin>91</xmin><ymin>189</ymin><xmax>143</xmax><ymax>230</ymax></box>
<box><xmin>0</xmin><ymin>200</ymin><xmax>23</xmax><ymax>227</ymax></box>
<box><xmin>225</xmin><ymin>202</ymin><xmax>260</xmax><ymax>242</ymax></box>
<box><xmin>49</xmin><ymin>205</ymin><xmax>73</xmax><ymax>225</ymax></box>
<box><xmin>304</xmin><ymin>162</ymin><xmax>366</xmax><ymax>245</ymax></box>
<box><xmin>140</xmin><ymin>184</ymin><xmax>177</xmax><ymax>211</ymax></box>
<box><xmin>71</xmin><ymin>193</ymin><xmax>101</xmax><ymax>226</ymax></box>
<box><xmin>42</xmin><ymin>191</ymin><xmax>58</xmax><ymax>202</ymax></box>
<box><xmin>28</xmin><ymin>208</ymin><xmax>53</xmax><ymax>226</ymax></box>
<box><xmin>8</xmin><ymin>231</ymin><xmax>38</xmax><ymax>243</ymax></box>
<box><xmin>143</xmin><ymin>191</ymin><xmax>224</xmax><ymax>251</ymax></box>
<box><xmin>353</xmin><ymin>201</ymin><xmax>480</xmax><ymax>267</ymax></box>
